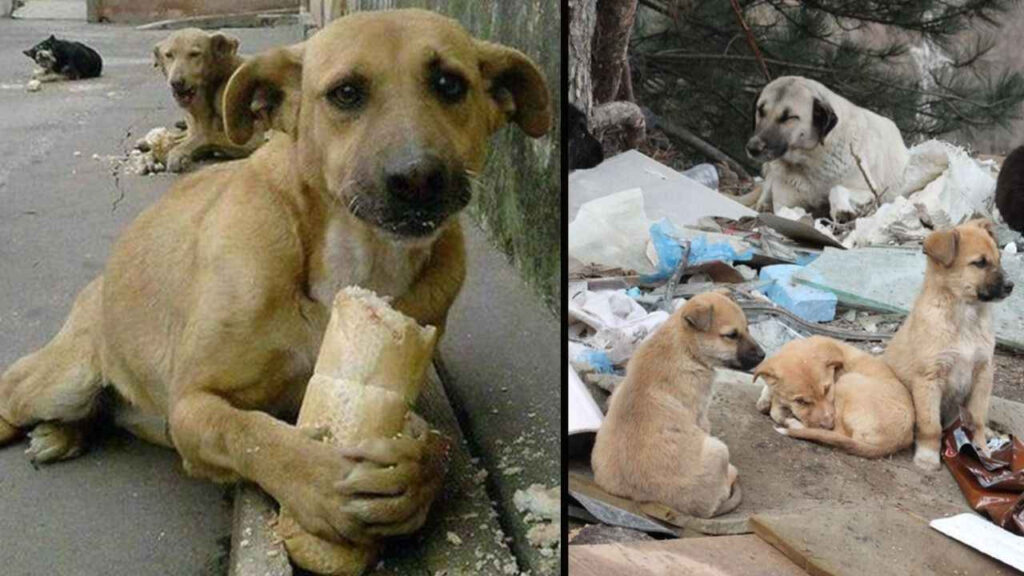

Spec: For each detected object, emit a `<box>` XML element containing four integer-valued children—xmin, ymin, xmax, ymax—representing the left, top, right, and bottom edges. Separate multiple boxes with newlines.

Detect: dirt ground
<box><xmin>994</xmin><ymin>351</ymin><xmax>1024</xmax><ymax>402</ymax></box>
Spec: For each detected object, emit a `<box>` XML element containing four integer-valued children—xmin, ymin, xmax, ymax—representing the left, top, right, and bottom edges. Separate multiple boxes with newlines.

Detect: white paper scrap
<box><xmin>929</xmin><ymin>513</ymin><xmax>1024</xmax><ymax>571</ymax></box>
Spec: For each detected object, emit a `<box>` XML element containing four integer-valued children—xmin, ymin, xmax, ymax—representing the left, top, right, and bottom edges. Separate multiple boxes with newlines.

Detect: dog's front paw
<box><xmin>338</xmin><ymin>416</ymin><xmax>450</xmax><ymax>539</ymax></box>
<box><xmin>25</xmin><ymin>422</ymin><xmax>84</xmax><ymax>463</ymax></box>
<box><xmin>913</xmin><ymin>446</ymin><xmax>942</xmax><ymax>471</ymax></box>
<box><xmin>166</xmin><ymin>150</ymin><xmax>193</xmax><ymax>173</ymax></box>
<box><xmin>755</xmin><ymin>386</ymin><xmax>773</xmax><ymax>414</ymax></box>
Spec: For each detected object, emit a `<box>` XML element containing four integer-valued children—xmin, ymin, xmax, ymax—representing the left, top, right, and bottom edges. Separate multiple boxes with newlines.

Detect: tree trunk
<box><xmin>569</xmin><ymin>0</ymin><xmax>597</xmax><ymax>114</ymax></box>
<box><xmin>592</xmin><ymin>0</ymin><xmax>638</xmax><ymax>105</ymax></box>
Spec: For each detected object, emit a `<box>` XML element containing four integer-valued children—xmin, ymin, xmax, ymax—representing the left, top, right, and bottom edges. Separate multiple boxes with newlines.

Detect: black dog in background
<box><xmin>568</xmin><ymin>103</ymin><xmax>604</xmax><ymax>171</ymax></box>
<box><xmin>996</xmin><ymin>145</ymin><xmax>1024</xmax><ymax>232</ymax></box>
<box><xmin>23</xmin><ymin>35</ymin><xmax>102</xmax><ymax>80</ymax></box>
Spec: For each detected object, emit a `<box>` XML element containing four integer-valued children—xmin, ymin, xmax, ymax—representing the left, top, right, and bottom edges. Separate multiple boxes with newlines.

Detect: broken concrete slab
<box><xmin>575</xmin><ymin>370</ymin><xmax>1018</xmax><ymax>537</ymax></box>
<box><xmin>760</xmin><ymin>265</ymin><xmax>837</xmax><ymax>323</ymax></box>
<box><xmin>569</xmin><ymin>535</ymin><xmax>807</xmax><ymax>576</ymax></box>
<box><xmin>930</xmin><ymin>513</ymin><xmax>1024</xmax><ymax>572</ymax></box>
<box><xmin>569</xmin><ymin>149</ymin><xmax>756</xmax><ymax>224</ymax></box>
<box><xmin>751</xmin><ymin>505</ymin><xmax>1016</xmax><ymax>576</ymax></box>
<box><xmin>568</xmin><ymin>524</ymin><xmax>655</xmax><ymax>546</ymax></box>
<box><xmin>794</xmin><ymin>248</ymin><xmax>1024</xmax><ymax>350</ymax></box>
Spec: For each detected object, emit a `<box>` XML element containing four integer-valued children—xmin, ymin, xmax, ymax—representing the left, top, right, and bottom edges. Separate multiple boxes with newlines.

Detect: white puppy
<box><xmin>746</xmin><ymin>76</ymin><xmax>909</xmax><ymax>222</ymax></box>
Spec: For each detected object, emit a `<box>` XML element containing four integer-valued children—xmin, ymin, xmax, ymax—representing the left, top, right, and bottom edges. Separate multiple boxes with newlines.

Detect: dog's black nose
<box><xmin>385</xmin><ymin>154</ymin><xmax>447</xmax><ymax>205</ymax></box>
<box><xmin>746</xmin><ymin>140</ymin><xmax>764</xmax><ymax>157</ymax></box>
<box><xmin>170</xmin><ymin>79</ymin><xmax>187</xmax><ymax>92</ymax></box>
<box><xmin>1005</xmin><ymin>280</ymin><xmax>1015</xmax><ymax>295</ymax></box>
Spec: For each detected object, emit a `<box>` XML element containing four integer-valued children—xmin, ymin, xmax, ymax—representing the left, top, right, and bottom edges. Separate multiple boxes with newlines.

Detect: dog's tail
<box><xmin>712</xmin><ymin>481</ymin><xmax>743</xmax><ymax>517</ymax></box>
<box><xmin>776</xmin><ymin>426</ymin><xmax>895</xmax><ymax>459</ymax></box>
<box><xmin>733</xmin><ymin>186</ymin><xmax>763</xmax><ymax>209</ymax></box>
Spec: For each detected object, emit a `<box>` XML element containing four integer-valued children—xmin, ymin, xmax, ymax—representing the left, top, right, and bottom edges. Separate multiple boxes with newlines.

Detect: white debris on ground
<box><xmin>25</xmin><ymin>79</ymin><xmax>41</xmax><ymax>92</ymax></box>
<box><xmin>513</xmin><ymin>483</ymin><xmax>560</xmax><ymax>564</ymax></box>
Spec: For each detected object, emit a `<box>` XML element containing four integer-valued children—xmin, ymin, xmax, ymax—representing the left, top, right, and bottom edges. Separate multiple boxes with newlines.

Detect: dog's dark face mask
<box><xmin>24</xmin><ymin>36</ymin><xmax>58</xmax><ymax>71</ymax></box>
<box><xmin>746</xmin><ymin>80</ymin><xmax>838</xmax><ymax>163</ymax></box>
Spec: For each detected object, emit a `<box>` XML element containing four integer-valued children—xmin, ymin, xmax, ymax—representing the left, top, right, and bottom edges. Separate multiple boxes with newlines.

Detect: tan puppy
<box><xmin>754</xmin><ymin>336</ymin><xmax>914</xmax><ymax>458</ymax></box>
<box><xmin>885</xmin><ymin>219</ymin><xmax>1014</xmax><ymax>470</ymax></box>
<box><xmin>592</xmin><ymin>292</ymin><xmax>764</xmax><ymax>518</ymax></box>
<box><xmin>153</xmin><ymin>28</ymin><xmax>263</xmax><ymax>172</ymax></box>
<box><xmin>0</xmin><ymin>10</ymin><xmax>549</xmax><ymax>547</ymax></box>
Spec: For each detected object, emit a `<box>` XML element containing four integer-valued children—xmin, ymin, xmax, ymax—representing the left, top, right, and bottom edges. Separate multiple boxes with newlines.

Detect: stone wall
<box><xmin>89</xmin><ymin>0</ymin><xmax>299</xmax><ymax>24</ymax></box>
<box><xmin>349</xmin><ymin>0</ymin><xmax>562</xmax><ymax>312</ymax></box>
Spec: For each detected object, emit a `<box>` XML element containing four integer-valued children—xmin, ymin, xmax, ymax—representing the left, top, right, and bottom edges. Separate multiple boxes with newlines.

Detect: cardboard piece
<box><xmin>751</xmin><ymin>506</ymin><xmax>1016</xmax><ymax>576</ymax></box>
<box><xmin>569</xmin><ymin>535</ymin><xmax>808</xmax><ymax>576</ymax></box>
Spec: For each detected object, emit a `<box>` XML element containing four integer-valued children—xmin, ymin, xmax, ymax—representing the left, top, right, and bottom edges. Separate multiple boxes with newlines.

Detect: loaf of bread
<box><xmin>278</xmin><ymin>287</ymin><xmax>437</xmax><ymax>575</ymax></box>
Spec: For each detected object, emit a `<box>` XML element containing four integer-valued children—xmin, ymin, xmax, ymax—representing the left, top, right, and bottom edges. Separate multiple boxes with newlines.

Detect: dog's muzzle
<box><xmin>734</xmin><ymin>338</ymin><xmax>766</xmax><ymax>371</ymax></box>
<box><xmin>745</xmin><ymin>135</ymin><xmax>786</xmax><ymax>162</ymax></box>
<box><xmin>978</xmin><ymin>273</ymin><xmax>1015</xmax><ymax>302</ymax></box>
<box><xmin>346</xmin><ymin>152</ymin><xmax>471</xmax><ymax>239</ymax></box>
<box><xmin>170</xmin><ymin>79</ymin><xmax>197</xmax><ymax>106</ymax></box>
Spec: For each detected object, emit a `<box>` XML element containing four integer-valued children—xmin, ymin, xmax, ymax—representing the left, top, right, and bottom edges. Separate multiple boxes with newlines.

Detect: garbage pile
<box><xmin>568</xmin><ymin>146</ymin><xmax>1024</xmax><ymax>435</ymax></box>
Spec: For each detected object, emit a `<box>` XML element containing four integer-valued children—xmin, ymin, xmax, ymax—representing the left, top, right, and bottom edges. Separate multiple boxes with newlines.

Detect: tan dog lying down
<box><xmin>592</xmin><ymin>292</ymin><xmax>764</xmax><ymax>518</ymax></box>
<box><xmin>754</xmin><ymin>336</ymin><xmax>914</xmax><ymax>458</ymax></box>
<box><xmin>884</xmin><ymin>219</ymin><xmax>1014</xmax><ymax>470</ymax></box>
<box><xmin>153</xmin><ymin>28</ymin><xmax>264</xmax><ymax>172</ymax></box>
<box><xmin>0</xmin><ymin>9</ymin><xmax>549</xmax><ymax>550</ymax></box>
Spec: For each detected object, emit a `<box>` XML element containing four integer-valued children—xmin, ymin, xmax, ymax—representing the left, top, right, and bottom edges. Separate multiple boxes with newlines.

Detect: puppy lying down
<box><xmin>755</xmin><ymin>336</ymin><xmax>914</xmax><ymax>458</ymax></box>
<box><xmin>592</xmin><ymin>292</ymin><xmax>764</xmax><ymax>518</ymax></box>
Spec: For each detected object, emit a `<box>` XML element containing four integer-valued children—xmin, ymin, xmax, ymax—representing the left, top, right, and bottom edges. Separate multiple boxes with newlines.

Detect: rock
<box><xmin>26</xmin><ymin>79</ymin><xmax>41</xmax><ymax>92</ymax></box>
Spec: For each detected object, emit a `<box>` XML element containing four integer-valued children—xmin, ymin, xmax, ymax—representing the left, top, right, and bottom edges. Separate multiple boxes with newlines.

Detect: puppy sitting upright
<box><xmin>153</xmin><ymin>28</ymin><xmax>263</xmax><ymax>172</ymax></box>
<box><xmin>885</xmin><ymin>219</ymin><xmax>1014</xmax><ymax>470</ymax></box>
<box><xmin>754</xmin><ymin>336</ymin><xmax>914</xmax><ymax>458</ymax></box>
<box><xmin>592</xmin><ymin>292</ymin><xmax>764</xmax><ymax>518</ymax></box>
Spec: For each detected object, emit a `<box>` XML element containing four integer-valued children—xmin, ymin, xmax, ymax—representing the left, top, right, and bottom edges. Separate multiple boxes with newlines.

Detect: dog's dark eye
<box><xmin>722</xmin><ymin>331</ymin><xmax>739</xmax><ymax>340</ymax></box>
<box><xmin>794</xmin><ymin>398</ymin><xmax>810</xmax><ymax>406</ymax></box>
<box><xmin>328</xmin><ymin>81</ymin><xmax>366</xmax><ymax>110</ymax></box>
<box><xmin>431</xmin><ymin>70</ymin><xmax>467</xmax><ymax>104</ymax></box>
<box><xmin>972</xmin><ymin>257</ymin><xmax>988</xmax><ymax>268</ymax></box>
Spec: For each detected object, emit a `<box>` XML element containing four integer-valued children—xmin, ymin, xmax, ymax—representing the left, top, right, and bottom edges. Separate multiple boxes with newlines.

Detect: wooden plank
<box><xmin>568</xmin><ymin>535</ymin><xmax>808</xmax><ymax>576</ymax></box>
<box><xmin>750</xmin><ymin>506</ymin><xmax>1018</xmax><ymax>576</ymax></box>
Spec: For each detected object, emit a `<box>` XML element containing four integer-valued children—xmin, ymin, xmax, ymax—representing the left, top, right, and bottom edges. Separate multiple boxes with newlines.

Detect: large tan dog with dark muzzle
<box><xmin>884</xmin><ymin>219</ymin><xmax>1014</xmax><ymax>470</ymax></box>
<box><xmin>592</xmin><ymin>292</ymin><xmax>764</xmax><ymax>518</ymax></box>
<box><xmin>0</xmin><ymin>10</ymin><xmax>549</xmax><ymax>547</ymax></box>
<box><xmin>745</xmin><ymin>76</ymin><xmax>909</xmax><ymax>222</ymax></box>
<box><xmin>153</xmin><ymin>28</ymin><xmax>264</xmax><ymax>172</ymax></box>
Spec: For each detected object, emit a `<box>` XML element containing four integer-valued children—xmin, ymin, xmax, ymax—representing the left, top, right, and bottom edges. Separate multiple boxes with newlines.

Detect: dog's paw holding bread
<box><xmin>592</xmin><ymin>292</ymin><xmax>764</xmax><ymax>519</ymax></box>
<box><xmin>754</xmin><ymin>336</ymin><xmax>914</xmax><ymax>459</ymax></box>
<box><xmin>276</xmin><ymin>287</ymin><xmax>447</xmax><ymax>576</ymax></box>
<box><xmin>884</xmin><ymin>219</ymin><xmax>1014</xmax><ymax>470</ymax></box>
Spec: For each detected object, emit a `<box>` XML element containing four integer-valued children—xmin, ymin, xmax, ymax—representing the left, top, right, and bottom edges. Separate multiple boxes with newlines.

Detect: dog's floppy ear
<box><xmin>152</xmin><ymin>43</ymin><xmax>163</xmax><ymax>70</ymax></box>
<box><xmin>209</xmin><ymin>32</ymin><xmax>240</xmax><ymax>59</ymax></box>
<box><xmin>812</xmin><ymin>97</ymin><xmax>838</xmax><ymax>143</ymax></box>
<box><xmin>967</xmin><ymin>218</ymin><xmax>997</xmax><ymax>241</ymax></box>
<box><xmin>924</xmin><ymin>227</ymin><xmax>959</xmax><ymax>267</ymax></box>
<box><xmin>683</xmin><ymin>300</ymin><xmax>714</xmax><ymax>332</ymax></box>
<box><xmin>474</xmin><ymin>40</ymin><xmax>551</xmax><ymax>138</ymax></box>
<box><xmin>223</xmin><ymin>43</ymin><xmax>304</xmax><ymax>145</ymax></box>
<box><xmin>752</xmin><ymin>362</ymin><xmax>777</xmax><ymax>387</ymax></box>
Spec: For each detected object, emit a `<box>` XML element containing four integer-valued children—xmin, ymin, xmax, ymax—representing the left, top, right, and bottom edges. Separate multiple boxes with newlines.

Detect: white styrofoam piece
<box><xmin>568</xmin><ymin>368</ymin><xmax>604</xmax><ymax>436</ymax></box>
<box><xmin>568</xmin><ymin>149</ymin><xmax>756</xmax><ymax>224</ymax></box>
<box><xmin>929</xmin><ymin>513</ymin><xmax>1024</xmax><ymax>571</ymax></box>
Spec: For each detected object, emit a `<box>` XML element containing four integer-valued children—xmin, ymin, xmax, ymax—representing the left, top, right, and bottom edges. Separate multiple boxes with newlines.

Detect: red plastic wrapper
<box><xmin>941</xmin><ymin>418</ymin><xmax>1024</xmax><ymax>534</ymax></box>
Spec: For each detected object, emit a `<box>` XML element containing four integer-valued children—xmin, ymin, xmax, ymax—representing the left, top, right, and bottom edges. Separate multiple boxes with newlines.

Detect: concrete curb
<box><xmin>135</xmin><ymin>9</ymin><xmax>298</xmax><ymax>31</ymax></box>
<box><xmin>228</xmin><ymin>484</ymin><xmax>292</xmax><ymax>576</ymax></box>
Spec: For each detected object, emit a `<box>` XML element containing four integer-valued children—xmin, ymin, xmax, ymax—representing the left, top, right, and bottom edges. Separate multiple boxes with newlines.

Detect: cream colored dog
<box><xmin>885</xmin><ymin>219</ymin><xmax>1014</xmax><ymax>470</ymax></box>
<box><xmin>746</xmin><ymin>76</ymin><xmax>909</xmax><ymax>222</ymax></box>
<box><xmin>754</xmin><ymin>336</ymin><xmax>914</xmax><ymax>458</ymax></box>
<box><xmin>592</xmin><ymin>292</ymin><xmax>764</xmax><ymax>518</ymax></box>
<box><xmin>0</xmin><ymin>10</ymin><xmax>549</xmax><ymax>546</ymax></box>
<box><xmin>153</xmin><ymin>28</ymin><xmax>263</xmax><ymax>172</ymax></box>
